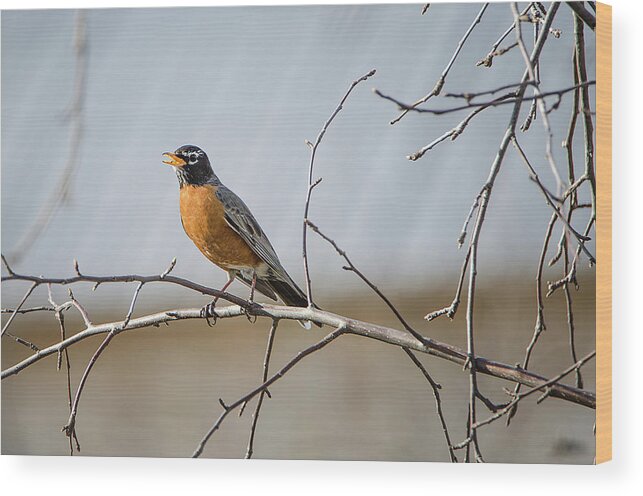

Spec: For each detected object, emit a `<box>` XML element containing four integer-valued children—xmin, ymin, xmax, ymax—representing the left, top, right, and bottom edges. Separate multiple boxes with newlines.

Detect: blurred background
<box><xmin>2</xmin><ymin>3</ymin><xmax>596</xmax><ymax>463</ymax></box>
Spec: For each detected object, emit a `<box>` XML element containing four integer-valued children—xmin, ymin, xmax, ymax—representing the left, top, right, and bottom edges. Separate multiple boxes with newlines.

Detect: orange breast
<box><xmin>179</xmin><ymin>184</ymin><xmax>262</xmax><ymax>271</ymax></box>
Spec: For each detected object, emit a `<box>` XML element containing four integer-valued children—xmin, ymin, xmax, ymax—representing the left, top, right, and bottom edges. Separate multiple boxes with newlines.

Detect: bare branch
<box><xmin>520</xmin><ymin>6</ymin><xmax>540</xmax><ymax>132</ymax></box>
<box><xmin>567</xmin><ymin>2</ymin><xmax>596</xmax><ymax>31</ymax></box>
<box><xmin>563</xmin><ymin>49</ymin><xmax>582</xmax><ymax>207</ymax></box>
<box><xmin>374</xmin><ymin>81</ymin><xmax>594</xmax><ymax>118</ymax></box>
<box><xmin>424</xmin><ymin>244</ymin><xmax>470</xmax><ymax>322</ymax></box>
<box><xmin>47</xmin><ymin>285</ymin><xmax>78</xmax><ymax>454</ymax></box>
<box><xmin>2</xmin><ymin>265</ymin><xmax>252</xmax><ymax>309</ymax></box>
<box><xmin>1</xmin><ymin>254</ymin><xmax>15</xmax><ymax>275</ymax></box>
<box><xmin>477</xmin><ymin>3</ymin><xmax>531</xmax><ymax>67</ymax></box>
<box><xmin>123</xmin><ymin>281</ymin><xmax>144</xmax><ymax>327</ymax></box>
<box><xmin>456</xmin><ymin>351</ymin><xmax>595</xmax><ymax>449</ymax></box>
<box><xmin>387</xmin><ymin>3</ymin><xmax>489</xmax><ymax>125</ymax></box>
<box><xmin>193</xmin><ymin>326</ymin><xmax>347</xmax><ymax>458</ymax></box>
<box><xmin>62</xmin><ymin>327</ymin><xmax>117</xmax><ymax>445</ymax></box>
<box><xmin>67</xmin><ymin>288</ymin><xmax>93</xmax><ymax>328</ymax></box>
<box><xmin>306</xmin><ymin>219</ymin><xmax>426</xmax><ymax>344</ymax></box>
<box><xmin>403</xmin><ymin>348</ymin><xmax>457</xmax><ymax>462</ymax></box>
<box><xmin>3</xmin><ymin>331</ymin><xmax>40</xmax><ymax>351</ymax></box>
<box><xmin>245</xmin><ymin>319</ymin><xmax>279</xmax><ymax>459</ymax></box>
<box><xmin>511</xmin><ymin>136</ymin><xmax>595</xmax><ymax>263</ymax></box>
<box><xmin>511</xmin><ymin>3</ymin><xmax>564</xmax><ymax>195</ymax></box>
<box><xmin>1</xmin><ymin>301</ymin><xmax>595</xmax><ymax>410</ymax></box>
<box><xmin>445</xmin><ymin>80</ymin><xmax>529</xmax><ymax>100</ymax></box>
<box><xmin>1</xmin><ymin>306</ymin><xmax>55</xmax><ymax>314</ymax></box>
<box><xmin>302</xmin><ymin>69</ymin><xmax>376</xmax><ymax>307</ymax></box>
<box><xmin>563</xmin><ymin>235</ymin><xmax>583</xmax><ymax>389</ymax></box>
<box><xmin>160</xmin><ymin>257</ymin><xmax>177</xmax><ymax>279</ymax></box>
<box><xmin>454</xmin><ymin>4</ymin><xmax>563</xmax><ymax>460</ymax></box>
<box><xmin>575</xmin><ymin>14</ymin><xmax>597</xmax><ymax>221</ymax></box>
<box><xmin>307</xmin><ymin>216</ymin><xmax>458</xmax><ymax>461</ymax></box>
<box><xmin>547</xmin><ymin>216</ymin><xmax>595</xmax><ymax>297</ymax></box>
<box><xmin>506</xmin><ymin>211</ymin><xmax>557</xmax><ymax>424</ymax></box>
<box><xmin>1</xmin><ymin>282</ymin><xmax>38</xmax><ymax>337</ymax></box>
<box><xmin>408</xmin><ymin>93</ymin><xmax>513</xmax><ymax>161</ymax></box>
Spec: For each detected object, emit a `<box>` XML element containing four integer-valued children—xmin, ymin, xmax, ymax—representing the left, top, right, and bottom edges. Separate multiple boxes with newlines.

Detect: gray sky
<box><xmin>1</xmin><ymin>3</ymin><xmax>596</xmax><ymax>306</ymax></box>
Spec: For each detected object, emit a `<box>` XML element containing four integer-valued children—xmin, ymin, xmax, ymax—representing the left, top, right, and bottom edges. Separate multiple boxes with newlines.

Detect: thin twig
<box><xmin>193</xmin><ymin>326</ymin><xmax>347</xmax><ymax>458</ymax></box>
<box><xmin>464</xmin><ymin>200</ymin><xmax>484</xmax><ymax>462</ymax></box>
<box><xmin>306</xmin><ymin>219</ymin><xmax>457</xmax><ymax>459</ymax></box>
<box><xmin>403</xmin><ymin>348</ymin><xmax>457</xmax><ymax>462</ymax></box>
<box><xmin>388</xmin><ymin>3</ymin><xmax>489</xmax><ymax>125</ymax></box>
<box><xmin>512</xmin><ymin>3</ymin><xmax>564</xmax><ymax>195</ymax></box>
<box><xmin>455</xmin><ymin>351</ymin><xmax>595</xmax><ymax>449</ymax></box>
<box><xmin>507</xmin><ymin>211</ymin><xmax>557</xmax><ymax>424</ymax></box>
<box><xmin>123</xmin><ymin>281</ymin><xmax>144</xmax><ymax>327</ymax></box>
<box><xmin>563</xmin><ymin>226</ymin><xmax>583</xmax><ymax>389</ymax></box>
<box><xmin>408</xmin><ymin>92</ymin><xmax>513</xmax><ymax>161</ymax></box>
<box><xmin>547</xmin><ymin>213</ymin><xmax>595</xmax><ymax>298</ymax></box>
<box><xmin>67</xmin><ymin>288</ymin><xmax>93</xmax><ymax>328</ymax></box>
<box><xmin>520</xmin><ymin>5</ymin><xmax>540</xmax><ymax>132</ymax></box>
<box><xmin>511</xmin><ymin>136</ymin><xmax>595</xmax><ymax>263</ymax></box>
<box><xmin>3</xmin><ymin>331</ymin><xmax>40</xmax><ymax>351</ymax></box>
<box><xmin>1</xmin><ymin>254</ymin><xmax>15</xmax><ymax>275</ymax></box>
<box><xmin>62</xmin><ymin>276</ymin><xmax>151</xmax><ymax>443</ymax></box>
<box><xmin>306</xmin><ymin>219</ymin><xmax>426</xmax><ymax>344</ymax></box>
<box><xmin>62</xmin><ymin>328</ymin><xmax>117</xmax><ymax>444</ymax></box>
<box><xmin>477</xmin><ymin>3</ymin><xmax>532</xmax><ymax>67</ymax></box>
<box><xmin>302</xmin><ymin>69</ymin><xmax>376</xmax><ymax>307</ymax></box>
<box><xmin>424</xmin><ymin>245</ymin><xmax>471</xmax><ymax>322</ymax></box>
<box><xmin>48</xmin><ymin>285</ymin><xmax>78</xmax><ymax>454</ymax></box>
<box><xmin>445</xmin><ymin>80</ymin><xmax>531</xmax><ymax>101</ymax></box>
<box><xmin>1</xmin><ymin>306</ymin><xmax>55</xmax><ymax>314</ymax></box>
<box><xmin>374</xmin><ymin>81</ymin><xmax>594</xmax><ymax>117</ymax></box>
<box><xmin>245</xmin><ymin>319</ymin><xmax>279</xmax><ymax>459</ymax></box>
<box><xmin>575</xmin><ymin>14</ymin><xmax>597</xmax><ymax>223</ymax></box>
<box><xmin>563</xmin><ymin>49</ymin><xmax>581</xmax><ymax>207</ymax></box>
<box><xmin>1</xmin><ymin>282</ymin><xmax>38</xmax><ymax>337</ymax></box>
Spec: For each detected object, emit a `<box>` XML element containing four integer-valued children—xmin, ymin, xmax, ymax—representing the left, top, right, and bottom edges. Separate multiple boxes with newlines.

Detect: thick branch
<box><xmin>1</xmin><ymin>302</ymin><xmax>595</xmax><ymax>410</ymax></box>
<box><xmin>567</xmin><ymin>2</ymin><xmax>596</xmax><ymax>31</ymax></box>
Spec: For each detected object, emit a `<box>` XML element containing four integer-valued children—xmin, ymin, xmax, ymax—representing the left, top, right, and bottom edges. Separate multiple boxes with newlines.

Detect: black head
<box><xmin>162</xmin><ymin>145</ymin><xmax>218</xmax><ymax>187</ymax></box>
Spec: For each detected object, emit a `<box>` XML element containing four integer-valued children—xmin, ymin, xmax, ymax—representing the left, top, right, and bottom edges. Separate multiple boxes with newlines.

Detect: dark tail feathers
<box><xmin>267</xmin><ymin>278</ymin><xmax>322</xmax><ymax>328</ymax></box>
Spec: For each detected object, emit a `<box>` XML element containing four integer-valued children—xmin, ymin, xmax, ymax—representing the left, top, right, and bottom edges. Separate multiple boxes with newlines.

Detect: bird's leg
<box><xmin>244</xmin><ymin>270</ymin><xmax>258</xmax><ymax>324</ymax></box>
<box><xmin>249</xmin><ymin>270</ymin><xmax>257</xmax><ymax>304</ymax></box>
<box><xmin>200</xmin><ymin>275</ymin><xmax>235</xmax><ymax>325</ymax></box>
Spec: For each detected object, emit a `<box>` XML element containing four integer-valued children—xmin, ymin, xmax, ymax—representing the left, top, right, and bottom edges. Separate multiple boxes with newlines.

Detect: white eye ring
<box><xmin>188</xmin><ymin>152</ymin><xmax>199</xmax><ymax>163</ymax></box>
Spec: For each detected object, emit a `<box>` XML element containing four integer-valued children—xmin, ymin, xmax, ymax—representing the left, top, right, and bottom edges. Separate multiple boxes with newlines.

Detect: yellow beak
<box><xmin>162</xmin><ymin>152</ymin><xmax>187</xmax><ymax>167</ymax></box>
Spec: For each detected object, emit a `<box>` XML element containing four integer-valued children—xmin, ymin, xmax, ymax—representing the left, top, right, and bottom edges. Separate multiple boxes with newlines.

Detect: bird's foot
<box><xmin>243</xmin><ymin>304</ymin><xmax>258</xmax><ymax>324</ymax></box>
<box><xmin>200</xmin><ymin>299</ymin><xmax>219</xmax><ymax>326</ymax></box>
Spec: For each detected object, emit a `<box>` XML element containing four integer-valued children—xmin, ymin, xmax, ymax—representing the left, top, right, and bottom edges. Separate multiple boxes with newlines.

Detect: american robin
<box><xmin>162</xmin><ymin>145</ymin><xmax>316</xmax><ymax>328</ymax></box>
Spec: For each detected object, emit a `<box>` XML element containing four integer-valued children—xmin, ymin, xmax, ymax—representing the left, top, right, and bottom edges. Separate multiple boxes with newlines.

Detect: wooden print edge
<box><xmin>596</xmin><ymin>1</ymin><xmax>612</xmax><ymax>464</ymax></box>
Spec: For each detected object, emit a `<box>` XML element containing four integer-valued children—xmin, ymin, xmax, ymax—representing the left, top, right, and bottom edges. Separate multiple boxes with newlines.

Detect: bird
<box><xmin>162</xmin><ymin>145</ymin><xmax>317</xmax><ymax>328</ymax></box>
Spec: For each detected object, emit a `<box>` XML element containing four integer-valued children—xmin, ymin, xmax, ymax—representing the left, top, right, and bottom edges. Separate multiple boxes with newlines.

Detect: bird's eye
<box><xmin>189</xmin><ymin>153</ymin><xmax>198</xmax><ymax>163</ymax></box>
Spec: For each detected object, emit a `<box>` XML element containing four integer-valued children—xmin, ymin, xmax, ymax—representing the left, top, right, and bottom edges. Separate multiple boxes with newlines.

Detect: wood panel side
<box><xmin>596</xmin><ymin>1</ymin><xmax>612</xmax><ymax>465</ymax></box>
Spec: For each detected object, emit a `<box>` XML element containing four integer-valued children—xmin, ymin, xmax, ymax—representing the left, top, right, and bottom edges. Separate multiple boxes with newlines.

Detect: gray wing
<box><xmin>215</xmin><ymin>185</ymin><xmax>288</xmax><ymax>278</ymax></box>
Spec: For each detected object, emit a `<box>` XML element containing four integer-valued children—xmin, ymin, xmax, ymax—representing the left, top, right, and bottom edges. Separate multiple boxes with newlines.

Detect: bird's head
<box><xmin>162</xmin><ymin>145</ymin><xmax>216</xmax><ymax>187</ymax></box>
